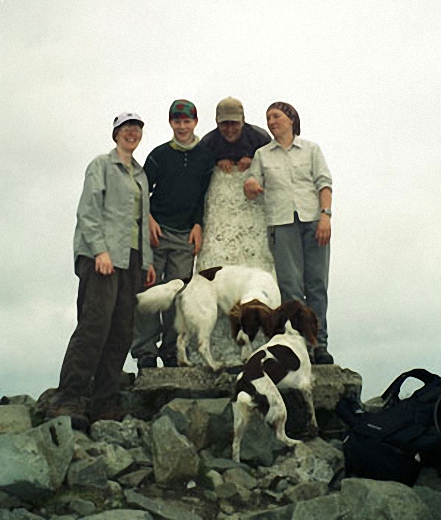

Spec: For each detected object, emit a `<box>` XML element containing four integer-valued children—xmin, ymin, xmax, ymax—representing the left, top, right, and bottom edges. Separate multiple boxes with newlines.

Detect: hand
<box><xmin>95</xmin><ymin>252</ymin><xmax>115</xmax><ymax>276</ymax></box>
<box><xmin>149</xmin><ymin>214</ymin><xmax>163</xmax><ymax>247</ymax></box>
<box><xmin>244</xmin><ymin>177</ymin><xmax>264</xmax><ymax>200</ymax></box>
<box><xmin>189</xmin><ymin>223</ymin><xmax>202</xmax><ymax>256</ymax></box>
<box><xmin>315</xmin><ymin>215</ymin><xmax>331</xmax><ymax>246</ymax></box>
<box><xmin>144</xmin><ymin>264</ymin><xmax>156</xmax><ymax>287</ymax></box>
<box><xmin>237</xmin><ymin>157</ymin><xmax>252</xmax><ymax>172</ymax></box>
<box><xmin>217</xmin><ymin>159</ymin><xmax>235</xmax><ymax>174</ymax></box>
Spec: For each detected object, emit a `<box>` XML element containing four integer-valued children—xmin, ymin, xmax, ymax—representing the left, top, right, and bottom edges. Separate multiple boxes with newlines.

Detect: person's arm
<box><xmin>315</xmin><ymin>188</ymin><xmax>332</xmax><ymax>247</ymax></box>
<box><xmin>243</xmin><ymin>151</ymin><xmax>264</xmax><ymax>199</ymax></box>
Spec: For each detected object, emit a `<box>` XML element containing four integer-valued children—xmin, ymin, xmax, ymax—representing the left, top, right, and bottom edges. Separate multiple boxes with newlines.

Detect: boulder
<box><xmin>0</xmin><ymin>416</ymin><xmax>74</xmax><ymax>499</ymax></box>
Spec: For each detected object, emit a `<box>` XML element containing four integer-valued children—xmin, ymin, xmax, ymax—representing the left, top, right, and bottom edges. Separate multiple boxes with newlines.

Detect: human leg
<box><xmin>302</xmin><ymin>220</ymin><xmax>332</xmax><ymax>363</ymax></box>
<box><xmin>268</xmin><ymin>220</ymin><xmax>304</xmax><ymax>303</ymax></box>
<box><xmin>48</xmin><ymin>255</ymin><xmax>119</xmax><ymax>428</ymax></box>
<box><xmin>158</xmin><ymin>230</ymin><xmax>194</xmax><ymax>365</ymax></box>
<box><xmin>91</xmin><ymin>250</ymin><xmax>142</xmax><ymax>419</ymax></box>
<box><xmin>131</xmin><ymin>244</ymin><xmax>167</xmax><ymax>367</ymax></box>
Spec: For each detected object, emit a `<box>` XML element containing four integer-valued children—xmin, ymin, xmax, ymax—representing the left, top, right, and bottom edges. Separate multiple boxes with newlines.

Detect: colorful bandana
<box><xmin>267</xmin><ymin>102</ymin><xmax>301</xmax><ymax>135</ymax></box>
<box><xmin>169</xmin><ymin>99</ymin><xmax>198</xmax><ymax>120</ymax></box>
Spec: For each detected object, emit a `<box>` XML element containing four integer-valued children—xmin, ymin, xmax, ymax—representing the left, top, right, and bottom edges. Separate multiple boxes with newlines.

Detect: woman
<box><xmin>46</xmin><ymin>112</ymin><xmax>155</xmax><ymax>429</ymax></box>
<box><xmin>244</xmin><ymin>102</ymin><xmax>334</xmax><ymax>364</ymax></box>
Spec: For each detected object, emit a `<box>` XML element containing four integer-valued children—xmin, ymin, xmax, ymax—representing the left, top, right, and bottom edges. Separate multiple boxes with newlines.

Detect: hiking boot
<box><xmin>137</xmin><ymin>354</ymin><xmax>158</xmax><ymax>369</ymax></box>
<box><xmin>314</xmin><ymin>346</ymin><xmax>334</xmax><ymax>365</ymax></box>
<box><xmin>45</xmin><ymin>398</ymin><xmax>90</xmax><ymax>432</ymax></box>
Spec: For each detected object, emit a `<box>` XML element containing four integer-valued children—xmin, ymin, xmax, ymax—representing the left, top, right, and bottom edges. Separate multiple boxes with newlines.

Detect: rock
<box><xmin>0</xmin><ymin>509</ymin><xmax>46</xmax><ymax>519</ymax></box>
<box><xmin>283</xmin><ymin>481</ymin><xmax>329</xmax><ymax>503</ymax></box>
<box><xmin>151</xmin><ymin>415</ymin><xmax>200</xmax><ymax>484</ymax></box>
<box><xmin>124</xmin><ymin>490</ymin><xmax>203</xmax><ymax>520</ymax></box>
<box><xmin>0</xmin><ymin>416</ymin><xmax>74</xmax><ymax>499</ymax></box>
<box><xmin>240</xmin><ymin>504</ymin><xmax>296</xmax><ymax>520</ymax></box>
<box><xmin>223</xmin><ymin>467</ymin><xmax>258</xmax><ymax>490</ymax></box>
<box><xmin>86</xmin><ymin>442</ymin><xmax>134</xmax><ymax>479</ymax></box>
<box><xmin>66</xmin><ymin>457</ymin><xmax>108</xmax><ymax>490</ymax></box>
<box><xmin>0</xmin><ymin>405</ymin><xmax>32</xmax><ymax>434</ymax></box>
<box><xmin>292</xmin><ymin>493</ymin><xmax>346</xmax><ymax>520</ymax></box>
<box><xmin>333</xmin><ymin>478</ymin><xmax>434</xmax><ymax>520</ymax></box>
<box><xmin>414</xmin><ymin>486</ymin><xmax>441</xmax><ymax>520</ymax></box>
<box><xmin>90</xmin><ymin>417</ymin><xmax>150</xmax><ymax>450</ymax></box>
<box><xmin>79</xmin><ymin>511</ymin><xmax>153</xmax><ymax>520</ymax></box>
<box><xmin>118</xmin><ymin>469</ymin><xmax>152</xmax><ymax>488</ymax></box>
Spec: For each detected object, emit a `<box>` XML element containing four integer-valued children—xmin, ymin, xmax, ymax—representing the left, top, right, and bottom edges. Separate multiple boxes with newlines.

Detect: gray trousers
<box><xmin>58</xmin><ymin>250</ymin><xmax>142</xmax><ymax>408</ymax></box>
<box><xmin>131</xmin><ymin>229</ymin><xmax>195</xmax><ymax>360</ymax></box>
<box><xmin>268</xmin><ymin>215</ymin><xmax>330</xmax><ymax>348</ymax></box>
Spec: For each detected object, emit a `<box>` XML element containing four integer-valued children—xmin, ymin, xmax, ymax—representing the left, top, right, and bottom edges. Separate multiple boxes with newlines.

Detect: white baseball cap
<box><xmin>113</xmin><ymin>111</ymin><xmax>144</xmax><ymax>129</ymax></box>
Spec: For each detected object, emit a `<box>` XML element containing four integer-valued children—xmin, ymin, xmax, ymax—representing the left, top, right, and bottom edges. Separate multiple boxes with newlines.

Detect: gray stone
<box><xmin>151</xmin><ymin>415</ymin><xmax>200</xmax><ymax>484</ymax></box>
<box><xmin>340</xmin><ymin>478</ymin><xmax>433</xmax><ymax>520</ymax></box>
<box><xmin>161</xmin><ymin>397</ymin><xmax>230</xmax><ymax>451</ymax></box>
<box><xmin>292</xmin><ymin>493</ymin><xmax>346</xmax><ymax>520</ymax></box>
<box><xmin>103</xmin><ymin>480</ymin><xmax>124</xmax><ymax>510</ymax></box>
<box><xmin>283</xmin><ymin>481</ymin><xmax>329</xmax><ymax>503</ymax></box>
<box><xmin>66</xmin><ymin>497</ymin><xmax>96</xmax><ymax>516</ymax></box>
<box><xmin>223</xmin><ymin>467</ymin><xmax>258</xmax><ymax>490</ymax></box>
<box><xmin>0</xmin><ymin>416</ymin><xmax>74</xmax><ymax>499</ymax></box>
<box><xmin>266</xmin><ymin>438</ymin><xmax>344</xmax><ymax>485</ymax></box>
<box><xmin>90</xmin><ymin>418</ymin><xmax>148</xmax><ymax>450</ymax></box>
<box><xmin>86</xmin><ymin>441</ymin><xmax>134</xmax><ymax>478</ymax></box>
<box><xmin>66</xmin><ymin>457</ymin><xmax>108</xmax><ymax>490</ymax></box>
<box><xmin>80</xmin><ymin>511</ymin><xmax>153</xmax><ymax>520</ymax></box>
<box><xmin>0</xmin><ymin>406</ymin><xmax>32</xmax><ymax>434</ymax></box>
<box><xmin>241</xmin><ymin>504</ymin><xmax>296</xmax><ymax>520</ymax></box>
<box><xmin>117</xmin><ymin>469</ymin><xmax>152</xmax><ymax>488</ymax></box>
<box><xmin>124</xmin><ymin>490</ymin><xmax>203</xmax><ymax>520</ymax></box>
<box><xmin>0</xmin><ymin>509</ymin><xmax>45</xmax><ymax>520</ymax></box>
<box><xmin>414</xmin><ymin>485</ymin><xmax>441</xmax><ymax>520</ymax></box>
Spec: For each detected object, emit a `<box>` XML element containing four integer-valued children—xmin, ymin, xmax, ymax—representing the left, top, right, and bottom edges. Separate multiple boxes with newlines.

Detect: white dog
<box><xmin>136</xmin><ymin>279</ymin><xmax>185</xmax><ymax>314</ymax></box>
<box><xmin>232</xmin><ymin>304</ymin><xmax>319</xmax><ymax>463</ymax></box>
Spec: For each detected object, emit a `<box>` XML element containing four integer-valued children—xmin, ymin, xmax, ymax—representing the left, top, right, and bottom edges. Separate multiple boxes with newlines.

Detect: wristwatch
<box><xmin>321</xmin><ymin>209</ymin><xmax>332</xmax><ymax>217</ymax></box>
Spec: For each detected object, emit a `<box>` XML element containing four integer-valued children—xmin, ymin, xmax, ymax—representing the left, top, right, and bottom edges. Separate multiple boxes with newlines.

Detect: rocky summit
<box><xmin>0</xmin><ymin>365</ymin><xmax>440</xmax><ymax>520</ymax></box>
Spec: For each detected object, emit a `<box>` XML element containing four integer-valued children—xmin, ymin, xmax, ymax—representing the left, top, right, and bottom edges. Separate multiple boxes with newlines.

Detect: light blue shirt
<box><xmin>74</xmin><ymin>148</ymin><xmax>153</xmax><ymax>271</ymax></box>
<box><xmin>248</xmin><ymin>136</ymin><xmax>332</xmax><ymax>225</ymax></box>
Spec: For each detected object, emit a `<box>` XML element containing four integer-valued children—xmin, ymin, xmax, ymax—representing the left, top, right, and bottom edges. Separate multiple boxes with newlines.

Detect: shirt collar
<box><xmin>109</xmin><ymin>148</ymin><xmax>141</xmax><ymax>171</ymax></box>
<box><xmin>269</xmin><ymin>135</ymin><xmax>302</xmax><ymax>151</ymax></box>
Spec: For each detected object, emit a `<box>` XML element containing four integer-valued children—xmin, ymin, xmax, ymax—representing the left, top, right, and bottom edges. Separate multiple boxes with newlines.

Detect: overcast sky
<box><xmin>1</xmin><ymin>0</ymin><xmax>440</xmax><ymax>401</ymax></box>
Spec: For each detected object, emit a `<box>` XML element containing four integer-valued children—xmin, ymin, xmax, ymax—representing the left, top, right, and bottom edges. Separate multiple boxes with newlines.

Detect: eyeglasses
<box><xmin>120</xmin><ymin>124</ymin><xmax>142</xmax><ymax>134</ymax></box>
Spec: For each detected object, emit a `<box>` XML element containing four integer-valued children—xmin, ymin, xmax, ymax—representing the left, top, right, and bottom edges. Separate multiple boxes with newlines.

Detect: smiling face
<box><xmin>218</xmin><ymin>120</ymin><xmax>244</xmax><ymax>143</ymax></box>
<box><xmin>114</xmin><ymin>123</ymin><xmax>143</xmax><ymax>153</ymax></box>
<box><xmin>266</xmin><ymin>109</ymin><xmax>294</xmax><ymax>141</ymax></box>
<box><xmin>169</xmin><ymin>117</ymin><xmax>198</xmax><ymax>145</ymax></box>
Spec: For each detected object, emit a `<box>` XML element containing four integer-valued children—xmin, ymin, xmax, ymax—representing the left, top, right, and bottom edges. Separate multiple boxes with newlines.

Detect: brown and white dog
<box><xmin>232</xmin><ymin>302</ymin><xmax>319</xmax><ymax>463</ymax></box>
<box><xmin>199</xmin><ymin>266</ymin><xmax>281</xmax><ymax>361</ymax></box>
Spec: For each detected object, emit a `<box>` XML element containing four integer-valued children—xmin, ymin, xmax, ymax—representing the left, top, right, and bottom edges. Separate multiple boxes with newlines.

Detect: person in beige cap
<box><xmin>201</xmin><ymin>97</ymin><xmax>270</xmax><ymax>173</ymax></box>
<box><xmin>196</xmin><ymin>98</ymin><xmax>273</xmax><ymax>367</ymax></box>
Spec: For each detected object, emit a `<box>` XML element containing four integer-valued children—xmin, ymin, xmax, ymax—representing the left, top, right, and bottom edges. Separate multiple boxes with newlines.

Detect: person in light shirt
<box><xmin>244</xmin><ymin>102</ymin><xmax>334</xmax><ymax>364</ymax></box>
<box><xmin>46</xmin><ymin>112</ymin><xmax>155</xmax><ymax>430</ymax></box>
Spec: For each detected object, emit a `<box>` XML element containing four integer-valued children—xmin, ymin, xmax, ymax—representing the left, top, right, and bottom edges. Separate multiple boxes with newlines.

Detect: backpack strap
<box><xmin>381</xmin><ymin>369</ymin><xmax>440</xmax><ymax>403</ymax></box>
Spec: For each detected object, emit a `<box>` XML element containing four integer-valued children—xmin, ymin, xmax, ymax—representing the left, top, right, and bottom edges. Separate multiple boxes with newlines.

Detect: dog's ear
<box><xmin>198</xmin><ymin>266</ymin><xmax>223</xmax><ymax>281</ymax></box>
<box><xmin>266</xmin><ymin>303</ymin><xmax>291</xmax><ymax>338</ymax></box>
<box><xmin>229</xmin><ymin>304</ymin><xmax>243</xmax><ymax>341</ymax></box>
<box><xmin>287</xmin><ymin>301</ymin><xmax>319</xmax><ymax>346</ymax></box>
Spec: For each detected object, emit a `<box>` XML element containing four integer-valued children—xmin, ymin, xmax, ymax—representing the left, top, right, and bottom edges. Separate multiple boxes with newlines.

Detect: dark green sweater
<box><xmin>144</xmin><ymin>142</ymin><xmax>214</xmax><ymax>232</ymax></box>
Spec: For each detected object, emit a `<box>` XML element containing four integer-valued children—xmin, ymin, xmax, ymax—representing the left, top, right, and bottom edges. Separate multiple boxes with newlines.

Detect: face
<box><xmin>115</xmin><ymin>123</ymin><xmax>143</xmax><ymax>153</ymax></box>
<box><xmin>266</xmin><ymin>109</ymin><xmax>294</xmax><ymax>140</ymax></box>
<box><xmin>218</xmin><ymin>120</ymin><xmax>244</xmax><ymax>143</ymax></box>
<box><xmin>169</xmin><ymin>117</ymin><xmax>198</xmax><ymax>145</ymax></box>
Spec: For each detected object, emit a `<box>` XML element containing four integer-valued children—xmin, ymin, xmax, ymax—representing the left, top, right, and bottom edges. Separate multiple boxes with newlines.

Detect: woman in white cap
<box><xmin>46</xmin><ymin>112</ymin><xmax>155</xmax><ymax>430</ymax></box>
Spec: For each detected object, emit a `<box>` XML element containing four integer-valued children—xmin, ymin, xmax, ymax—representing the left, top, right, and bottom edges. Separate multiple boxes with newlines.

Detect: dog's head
<box><xmin>269</xmin><ymin>300</ymin><xmax>319</xmax><ymax>345</ymax></box>
<box><xmin>229</xmin><ymin>299</ymin><xmax>274</xmax><ymax>345</ymax></box>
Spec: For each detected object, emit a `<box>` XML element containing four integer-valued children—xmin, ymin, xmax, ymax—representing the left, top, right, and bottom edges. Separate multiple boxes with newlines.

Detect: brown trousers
<box><xmin>58</xmin><ymin>250</ymin><xmax>142</xmax><ymax>409</ymax></box>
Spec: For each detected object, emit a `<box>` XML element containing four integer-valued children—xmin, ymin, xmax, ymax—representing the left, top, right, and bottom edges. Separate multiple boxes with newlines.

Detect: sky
<box><xmin>1</xmin><ymin>0</ymin><xmax>440</xmax><ymax>401</ymax></box>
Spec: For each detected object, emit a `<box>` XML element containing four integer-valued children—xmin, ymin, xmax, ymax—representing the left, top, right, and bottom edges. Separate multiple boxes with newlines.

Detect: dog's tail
<box><xmin>136</xmin><ymin>279</ymin><xmax>185</xmax><ymax>314</ymax></box>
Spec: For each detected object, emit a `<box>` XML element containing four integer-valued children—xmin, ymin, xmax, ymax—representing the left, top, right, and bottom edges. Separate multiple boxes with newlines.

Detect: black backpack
<box><xmin>336</xmin><ymin>368</ymin><xmax>441</xmax><ymax>486</ymax></box>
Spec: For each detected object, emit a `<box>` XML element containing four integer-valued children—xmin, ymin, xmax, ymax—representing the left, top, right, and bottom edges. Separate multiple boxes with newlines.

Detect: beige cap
<box><xmin>216</xmin><ymin>97</ymin><xmax>244</xmax><ymax>123</ymax></box>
